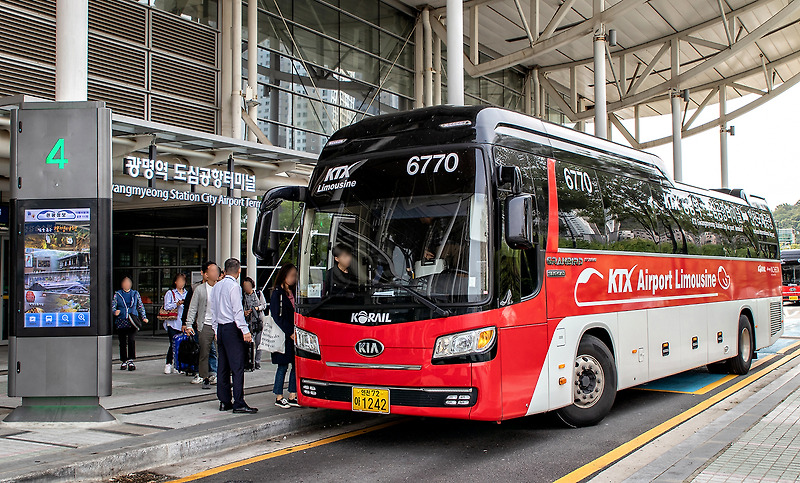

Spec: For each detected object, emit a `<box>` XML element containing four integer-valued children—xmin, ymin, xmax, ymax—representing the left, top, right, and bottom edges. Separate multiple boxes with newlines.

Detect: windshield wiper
<box><xmin>304</xmin><ymin>291</ymin><xmax>359</xmax><ymax>317</ymax></box>
<box><xmin>374</xmin><ymin>282</ymin><xmax>450</xmax><ymax>317</ymax></box>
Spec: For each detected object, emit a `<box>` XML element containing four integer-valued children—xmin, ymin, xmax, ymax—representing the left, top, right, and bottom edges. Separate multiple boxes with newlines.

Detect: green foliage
<box><xmin>773</xmin><ymin>202</ymin><xmax>800</xmax><ymax>233</ymax></box>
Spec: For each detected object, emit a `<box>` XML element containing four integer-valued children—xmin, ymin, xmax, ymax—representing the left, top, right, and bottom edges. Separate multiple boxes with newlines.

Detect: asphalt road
<box><xmin>180</xmin><ymin>306</ymin><xmax>800</xmax><ymax>483</ymax></box>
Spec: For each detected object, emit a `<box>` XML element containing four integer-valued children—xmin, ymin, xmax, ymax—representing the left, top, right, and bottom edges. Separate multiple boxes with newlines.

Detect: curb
<box><xmin>1</xmin><ymin>408</ymin><xmax>357</xmax><ymax>482</ymax></box>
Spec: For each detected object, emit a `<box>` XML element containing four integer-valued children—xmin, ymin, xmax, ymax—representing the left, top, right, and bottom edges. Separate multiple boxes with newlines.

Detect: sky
<box><xmin>593</xmin><ymin>84</ymin><xmax>800</xmax><ymax>209</ymax></box>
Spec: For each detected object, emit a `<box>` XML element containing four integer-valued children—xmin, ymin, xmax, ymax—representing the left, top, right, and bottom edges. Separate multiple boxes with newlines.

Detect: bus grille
<box><xmin>770</xmin><ymin>301</ymin><xmax>783</xmax><ymax>337</ymax></box>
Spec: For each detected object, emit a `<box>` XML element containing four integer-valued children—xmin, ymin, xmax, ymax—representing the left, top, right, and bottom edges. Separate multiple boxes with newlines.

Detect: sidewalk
<box><xmin>0</xmin><ymin>336</ymin><xmax>356</xmax><ymax>482</ymax></box>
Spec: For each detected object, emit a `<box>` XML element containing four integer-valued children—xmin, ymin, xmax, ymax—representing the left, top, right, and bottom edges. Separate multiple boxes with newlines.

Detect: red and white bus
<box><xmin>254</xmin><ymin>106</ymin><xmax>783</xmax><ymax>426</ymax></box>
<box><xmin>781</xmin><ymin>248</ymin><xmax>800</xmax><ymax>302</ymax></box>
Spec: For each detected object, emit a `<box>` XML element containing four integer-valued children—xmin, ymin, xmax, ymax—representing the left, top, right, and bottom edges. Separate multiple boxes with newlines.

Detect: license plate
<box><xmin>790</xmin><ymin>296</ymin><xmax>798</xmax><ymax>301</ymax></box>
<box><xmin>352</xmin><ymin>387</ymin><xmax>390</xmax><ymax>414</ymax></box>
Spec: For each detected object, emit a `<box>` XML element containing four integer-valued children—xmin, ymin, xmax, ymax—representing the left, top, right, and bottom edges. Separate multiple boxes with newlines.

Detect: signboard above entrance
<box><xmin>123</xmin><ymin>156</ymin><xmax>257</xmax><ymax>192</ymax></box>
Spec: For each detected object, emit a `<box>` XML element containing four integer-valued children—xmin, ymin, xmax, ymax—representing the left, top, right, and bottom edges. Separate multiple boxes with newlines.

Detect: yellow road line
<box><xmin>554</xmin><ymin>348</ymin><xmax>800</xmax><ymax>483</ymax></box>
<box><xmin>752</xmin><ymin>353</ymin><xmax>778</xmax><ymax>368</ymax></box>
<box><xmin>778</xmin><ymin>340</ymin><xmax>800</xmax><ymax>354</ymax></box>
<box><xmin>167</xmin><ymin>419</ymin><xmax>403</xmax><ymax>483</ymax></box>
<box><xmin>692</xmin><ymin>375</ymin><xmax>736</xmax><ymax>395</ymax></box>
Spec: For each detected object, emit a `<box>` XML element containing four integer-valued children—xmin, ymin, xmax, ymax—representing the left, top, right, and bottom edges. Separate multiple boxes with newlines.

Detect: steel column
<box><xmin>232</xmin><ymin>0</ymin><xmax>243</xmax><ymax>139</ymax></box>
<box><xmin>422</xmin><ymin>9</ymin><xmax>433</xmax><ymax>107</ymax></box>
<box><xmin>414</xmin><ymin>22</ymin><xmax>424</xmax><ymax>108</ymax></box>
<box><xmin>221</xmin><ymin>0</ymin><xmax>232</xmax><ymax>135</ymax></box>
<box><xmin>671</xmin><ymin>91</ymin><xmax>683</xmax><ymax>181</ymax></box>
<box><xmin>446</xmin><ymin>0</ymin><xmax>465</xmax><ymax>105</ymax></box>
<box><xmin>434</xmin><ymin>35</ymin><xmax>442</xmax><ymax>105</ymax></box>
<box><xmin>593</xmin><ymin>28</ymin><xmax>607</xmax><ymax>138</ymax></box>
<box><xmin>219</xmin><ymin>204</ymin><xmax>232</xmax><ymax>259</ymax></box>
<box><xmin>55</xmin><ymin>0</ymin><xmax>88</xmax><ymax>101</ymax></box>
<box><xmin>231</xmin><ymin>189</ymin><xmax>241</xmax><ymax>261</ymax></box>
<box><xmin>247</xmin><ymin>0</ymin><xmax>258</xmax><ymax>142</ymax></box>
<box><xmin>720</xmin><ymin>85</ymin><xmax>729</xmax><ymax>188</ymax></box>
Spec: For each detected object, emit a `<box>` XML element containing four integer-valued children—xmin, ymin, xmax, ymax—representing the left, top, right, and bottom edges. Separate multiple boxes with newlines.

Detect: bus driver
<box><xmin>325</xmin><ymin>244</ymin><xmax>358</xmax><ymax>294</ymax></box>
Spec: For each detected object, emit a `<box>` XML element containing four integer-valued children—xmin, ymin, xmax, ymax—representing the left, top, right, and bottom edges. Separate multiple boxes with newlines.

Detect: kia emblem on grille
<box><xmin>355</xmin><ymin>339</ymin><xmax>384</xmax><ymax>358</ymax></box>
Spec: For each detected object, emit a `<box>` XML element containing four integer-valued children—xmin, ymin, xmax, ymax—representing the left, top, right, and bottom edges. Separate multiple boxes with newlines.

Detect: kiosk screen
<box><xmin>23</xmin><ymin>208</ymin><xmax>91</xmax><ymax>328</ymax></box>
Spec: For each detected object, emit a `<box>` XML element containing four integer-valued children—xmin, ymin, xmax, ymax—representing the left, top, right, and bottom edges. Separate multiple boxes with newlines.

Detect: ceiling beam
<box><xmin>540</xmin><ymin>0</ymin><xmax>578</xmax><ymax>40</ymax></box>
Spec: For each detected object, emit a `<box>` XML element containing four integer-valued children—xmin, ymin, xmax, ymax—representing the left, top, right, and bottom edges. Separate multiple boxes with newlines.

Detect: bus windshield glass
<box><xmin>298</xmin><ymin>148</ymin><xmax>490</xmax><ymax>310</ymax></box>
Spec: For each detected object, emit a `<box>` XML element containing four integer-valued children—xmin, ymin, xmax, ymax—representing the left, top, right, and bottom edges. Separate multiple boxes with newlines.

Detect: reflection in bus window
<box><xmin>555</xmin><ymin>161</ymin><xmax>606</xmax><ymax>250</ymax></box>
<box><xmin>597</xmin><ymin>172</ymin><xmax>658</xmax><ymax>253</ymax></box>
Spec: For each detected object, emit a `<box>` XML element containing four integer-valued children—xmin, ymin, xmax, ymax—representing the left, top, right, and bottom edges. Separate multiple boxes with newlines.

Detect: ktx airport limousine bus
<box><xmin>781</xmin><ymin>248</ymin><xmax>800</xmax><ymax>302</ymax></box>
<box><xmin>254</xmin><ymin>106</ymin><xmax>782</xmax><ymax>426</ymax></box>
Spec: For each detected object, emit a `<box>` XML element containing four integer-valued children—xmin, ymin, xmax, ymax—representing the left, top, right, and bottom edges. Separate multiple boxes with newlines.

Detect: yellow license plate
<box><xmin>352</xmin><ymin>387</ymin><xmax>390</xmax><ymax>414</ymax></box>
<box><xmin>790</xmin><ymin>296</ymin><xmax>798</xmax><ymax>300</ymax></box>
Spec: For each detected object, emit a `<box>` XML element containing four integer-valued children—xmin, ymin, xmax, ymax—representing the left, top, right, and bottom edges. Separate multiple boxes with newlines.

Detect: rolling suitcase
<box><xmin>173</xmin><ymin>333</ymin><xmax>200</xmax><ymax>374</ymax></box>
<box><xmin>244</xmin><ymin>340</ymin><xmax>256</xmax><ymax>372</ymax></box>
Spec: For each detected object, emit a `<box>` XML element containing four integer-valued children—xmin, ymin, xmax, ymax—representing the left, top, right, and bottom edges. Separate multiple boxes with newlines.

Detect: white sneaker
<box><xmin>191</xmin><ymin>375</ymin><xmax>203</xmax><ymax>384</ymax></box>
<box><xmin>164</xmin><ymin>364</ymin><xmax>172</xmax><ymax>374</ymax></box>
<box><xmin>209</xmin><ymin>374</ymin><xmax>217</xmax><ymax>385</ymax></box>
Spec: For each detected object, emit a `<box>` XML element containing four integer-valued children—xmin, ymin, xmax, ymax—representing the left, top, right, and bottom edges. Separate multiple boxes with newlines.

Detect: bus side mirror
<box><xmin>498</xmin><ymin>166</ymin><xmax>523</xmax><ymax>195</ymax></box>
<box><xmin>252</xmin><ymin>210</ymin><xmax>275</xmax><ymax>261</ymax></box>
<box><xmin>252</xmin><ymin>185</ymin><xmax>308</xmax><ymax>260</ymax></box>
<box><xmin>505</xmin><ymin>194</ymin><xmax>536</xmax><ymax>250</ymax></box>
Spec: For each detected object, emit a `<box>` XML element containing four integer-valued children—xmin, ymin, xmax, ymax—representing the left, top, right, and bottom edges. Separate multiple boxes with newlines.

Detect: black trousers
<box><xmin>118</xmin><ymin>326</ymin><xmax>137</xmax><ymax>362</ymax></box>
<box><xmin>217</xmin><ymin>323</ymin><xmax>247</xmax><ymax>408</ymax></box>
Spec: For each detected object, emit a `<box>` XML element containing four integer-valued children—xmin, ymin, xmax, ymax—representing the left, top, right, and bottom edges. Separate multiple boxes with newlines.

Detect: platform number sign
<box><xmin>45</xmin><ymin>138</ymin><xmax>69</xmax><ymax>169</ymax></box>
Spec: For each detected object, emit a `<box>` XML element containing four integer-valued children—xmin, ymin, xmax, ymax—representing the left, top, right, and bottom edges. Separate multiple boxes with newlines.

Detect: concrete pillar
<box><xmin>523</xmin><ymin>71</ymin><xmax>532</xmax><ymax>115</ymax></box>
<box><xmin>247</xmin><ymin>0</ymin><xmax>258</xmax><ymax>142</ymax></box>
<box><xmin>232</xmin><ymin>0</ymin><xmax>243</xmax><ymax>139</ymax></box>
<box><xmin>246</xmin><ymin>198</ymin><xmax>258</xmax><ymax>280</ymax></box>
<box><xmin>576</xmin><ymin>97</ymin><xmax>585</xmax><ymax>132</ymax></box>
<box><xmin>433</xmin><ymin>35</ymin><xmax>442</xmax><ymax>105</ymax></box>
<box><xmin>671</xmin><ymin>91</ymin><xmax>682</xmax><ymax>182</ymax></box>
<box><xmin>634</xmin><ymin>104</ymin><xmax>640</xmax><ymax>143</ymax></box>
<box><xmin>469</xmin><ymin>5</ymin><xmax>479</xmax><ymax>64</ymax></box>
<box><xmin>422</xmin><ymin>9</ymin><xmax>433</xmax><ymax>107</ymax></box>
<box><xmin>219</xmin><ymin>204</ymin><xmax>232</xmax><ymax>259</ymax></box>
<box><xmin>230</xmin><ymin>189</ymin><xmax>242</xmax><ymax>262</ymax></box>
<box><xmin>220</xmin><ymin>0</ymin><xmax>232</xmax><ymax>135</ymax></box>
<box><xmin>720</xmin><ymin>85</ymin><xmax>729</xmax><ymax>188</ymax></box>
<box><xmin>55</xmin><ymin>0</ymin><xmax>88</xmax><ymax>101</ymax></box>
<box><xmin>532</xmin><ymin>68</ymin><xmax>540</xmax><ymax>117</ymax></box>
<box><xmin>593</xmin><ymin>28</ymin><xmax>607</xmax><ymax>139</ymax></box>
<box><xmin>570</xmin><ymin>65</ymin><xmax>578</xmax><ymax>126</ymax></box>
<box><xmin>446</xmin><ymin>0</ymin><xmax>465</xmax><ymax>105</ymax></box>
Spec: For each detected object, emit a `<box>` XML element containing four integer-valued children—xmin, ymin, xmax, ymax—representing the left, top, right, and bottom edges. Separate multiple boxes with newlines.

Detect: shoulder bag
<box><xmin>158</xmin><ymin>289</ymin><xmax>179</xmax><ymax>321</ymax></box>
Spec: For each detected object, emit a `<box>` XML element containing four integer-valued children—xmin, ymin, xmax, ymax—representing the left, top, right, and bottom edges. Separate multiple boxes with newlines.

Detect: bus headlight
<box><xmin>295</xmin><ymin>327</ymin><xmax>320</xmax><ymax>355</ymax></box>
<box><xmin>433</xmin><ymin>327</ymin><xmax>496</xmax><ymax>360</ymax></box>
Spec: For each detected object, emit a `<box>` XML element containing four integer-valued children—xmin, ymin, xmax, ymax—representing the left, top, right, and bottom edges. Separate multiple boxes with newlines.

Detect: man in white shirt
<box><xmin>212</xmin><ymin>258</ymin><xmax>257</xmax><ymax>414</ymax></box>
<box><xmin>185</xmin><ymin>261</ymin><xmax>220</xmax><ymax>389</ymax></box>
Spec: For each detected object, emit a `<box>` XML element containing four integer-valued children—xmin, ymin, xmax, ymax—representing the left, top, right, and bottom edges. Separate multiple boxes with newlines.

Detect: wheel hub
<box><xmin>573</xmin><ymin>354</ymin><xmax>604</xmax><ymax>408</ymax></box>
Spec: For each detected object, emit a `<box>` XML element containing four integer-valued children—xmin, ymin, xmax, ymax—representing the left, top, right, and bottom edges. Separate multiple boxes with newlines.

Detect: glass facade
<box><xmin>137</xmin><ymin>0</ymin><xmax>219</xmax><ymax>26</ymax></box>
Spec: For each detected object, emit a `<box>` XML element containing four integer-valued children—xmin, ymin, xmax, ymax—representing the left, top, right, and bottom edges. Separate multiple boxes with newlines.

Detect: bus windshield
<box><xmin>297</xmin><ymin>148</ymin><xmax>490</xmax><ymax>312</ymax></box>
<box><xmin>782</xmin><ymin>250</ymin><xmax>800</xmax><ymax>286</ymax></box>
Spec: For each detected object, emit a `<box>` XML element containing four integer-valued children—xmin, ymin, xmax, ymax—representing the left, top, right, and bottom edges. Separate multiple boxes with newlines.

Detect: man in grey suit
<box><xmin>185</xmin><ymin>261</ymin><xmax>220</xmax><ymax>389</ymax></box>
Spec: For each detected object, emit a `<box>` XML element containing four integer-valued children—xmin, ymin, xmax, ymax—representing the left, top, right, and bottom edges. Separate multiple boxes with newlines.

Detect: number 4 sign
<box><xmin>45</xmin><ymin>138</ymin><xmax>69</xmax><ymax>169</ymax></box>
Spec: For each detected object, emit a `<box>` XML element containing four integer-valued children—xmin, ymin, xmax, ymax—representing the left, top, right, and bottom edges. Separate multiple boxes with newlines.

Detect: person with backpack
<box><xmin>162</xmin><ymin>273</ymin><xmax>189</xmax><ymax>374</ymax></box>
<box><xmin>270</xmin><ymin>264</ymin><xmax>299</xmax><ymax>409</ymax></box>
<box><xmin>111</xmin><ymin>276</ymin><xmax>148</xmax><ymax>371</ymax></box>
<box><xmin>242</xmin><ymin>276</ymin><xmax>267</xmax><ymax>370</ymax></box>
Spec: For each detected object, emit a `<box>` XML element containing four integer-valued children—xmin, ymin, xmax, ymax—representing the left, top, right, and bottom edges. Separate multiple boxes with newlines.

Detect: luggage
<box><xmin>244</xmin><ymin>340</ymin><xmax>256</xmax><ymax>372</ymax></box>
<box><xmin>173</xmin><ymin>333</ymin><xmax>199</xmax><ymax>374</ymax></box>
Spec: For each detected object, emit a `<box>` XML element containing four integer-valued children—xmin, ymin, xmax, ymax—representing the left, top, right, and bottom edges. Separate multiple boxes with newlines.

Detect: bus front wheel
<box><xmin>556</xmin><ymin>334</ymin><xmax>617</xmax><ymax>428</ymax></box>
<box><xmin>727</xmin><ymin>314</ymin><xmax>754</xmax><ymax>375</ymax></box>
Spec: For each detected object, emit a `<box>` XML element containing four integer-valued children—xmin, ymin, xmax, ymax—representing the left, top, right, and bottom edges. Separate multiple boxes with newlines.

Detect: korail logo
<box><xmin>351</xmin><ymin>311</ymin><xmax>392</xmax><ymax>324</ymax></box>
<box><xmin>717</xmin><ymin>266</ymin><xmax>731</xmax><ymax>290</ymax></box>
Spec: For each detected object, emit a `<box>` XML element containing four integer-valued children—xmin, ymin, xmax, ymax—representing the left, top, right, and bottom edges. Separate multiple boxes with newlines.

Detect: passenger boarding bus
<box><xmin>253</xmin><ymin>106</ymin><xmax>783</xmax><ymax>426</ymax></box>
<box><xmin>781</xmin><ymin>248</ymin><xmax>800</xmax><ymax>303</ymax></box>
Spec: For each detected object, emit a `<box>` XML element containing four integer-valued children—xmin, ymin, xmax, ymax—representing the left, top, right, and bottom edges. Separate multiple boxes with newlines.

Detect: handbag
<box><xmin>157</xmin><ymin>289</ymin><xmax>179</xmax><ymax>321</ymax></box>
<box><xmin>258</xmin><ymin>293</ymin><xmax>285</xmax><ymax>354</ymax></box>
<box><xmin>114</xmin><ymin>291</ymin><xmax>137</xmax><ymax>330</ymax></box>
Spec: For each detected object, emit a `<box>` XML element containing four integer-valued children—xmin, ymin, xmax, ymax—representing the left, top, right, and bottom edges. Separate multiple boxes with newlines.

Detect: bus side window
<box><xmin>596</xmin><ymin>171</ymin><xmax>658</xmax><ymax>253</ymax></box>
<box><xmin>555</xmin><ymin>160</ymin><xmax>606</xmax><ymax>250</ymax></box>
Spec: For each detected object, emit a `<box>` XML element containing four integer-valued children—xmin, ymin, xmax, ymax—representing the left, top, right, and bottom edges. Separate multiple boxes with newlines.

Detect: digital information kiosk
<box><xmin>6</xmin><ymin>102</ymin><xmax>113</xmax><ymax>422</ymax></box>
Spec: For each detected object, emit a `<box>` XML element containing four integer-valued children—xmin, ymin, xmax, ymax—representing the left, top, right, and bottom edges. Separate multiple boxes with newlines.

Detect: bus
<box><xmin>253</xmin><ymin>106</ymin><xmax>783</xmax><ymax>427</ymax></box>
<box><xmin>781</xmin><ymin>248</ymin><xmax>800</xmax><ymax>303</ymax></box>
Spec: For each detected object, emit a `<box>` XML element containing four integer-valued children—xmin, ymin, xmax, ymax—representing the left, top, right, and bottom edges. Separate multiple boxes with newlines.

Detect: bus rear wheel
<box><xmin>556</xmin><ymin>334</ymin><xmax>617</xmax><ymax>428</ymax></box>
<box><xmin>726</xmin><ymin>314</ymin><xmax>754</xmax><ymax>375</ymax></box>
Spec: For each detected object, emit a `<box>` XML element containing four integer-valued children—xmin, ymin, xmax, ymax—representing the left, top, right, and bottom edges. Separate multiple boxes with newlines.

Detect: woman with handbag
<box><xmin>162</xmin><ymin>273</ymin><xmax>188</xmax><ymax>374</ymax></box>
<box><xmin>242</xmin><ymin>277</ymin><xmax>267</xmax><ymax>370</ymax></box>
<box><xmin>270</xmin><ymin>264</ymin><xmax>299</xmax><ymax>409</ymax></box>
<box><xmin>111</xmin><ymin>276</ymin><xmax>148</xmax><ymax>371</ymax></box>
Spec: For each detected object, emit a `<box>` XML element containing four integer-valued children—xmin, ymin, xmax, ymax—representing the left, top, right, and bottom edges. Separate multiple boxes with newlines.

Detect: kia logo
<box><xmin>355</xmin><ymin>339</ymin><xmax>384</xmax><ymax>358</ymax></box>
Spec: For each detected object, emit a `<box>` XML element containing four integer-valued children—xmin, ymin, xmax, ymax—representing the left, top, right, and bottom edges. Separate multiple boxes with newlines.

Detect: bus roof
<box><xmin>322</xmin><ymin>105</ymin><xmax>670</xmax><ymax>179</ymax></box>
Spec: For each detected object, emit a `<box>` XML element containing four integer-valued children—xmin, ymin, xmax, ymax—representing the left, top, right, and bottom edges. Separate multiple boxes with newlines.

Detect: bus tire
<box><xmin>726</xmin><ymin>314</ymin><xmax>754</xmax><ymax>375</ymax></box>
<box><xmin>556</xmin><ymin>334</ymin><xmax>617</xmax><ymax>428</ymax></box>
